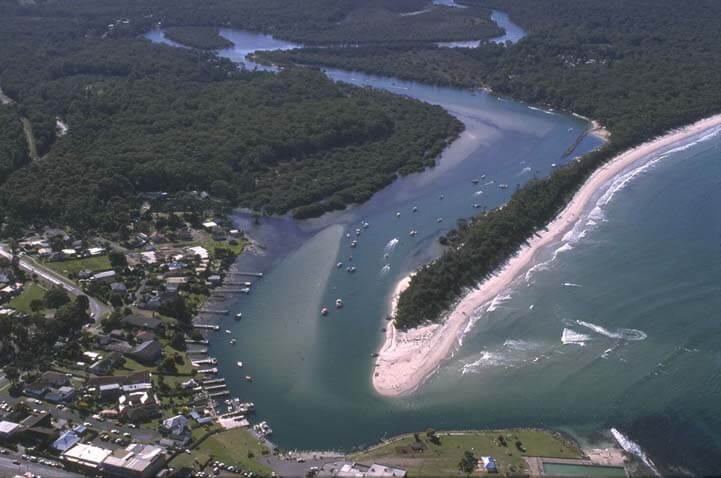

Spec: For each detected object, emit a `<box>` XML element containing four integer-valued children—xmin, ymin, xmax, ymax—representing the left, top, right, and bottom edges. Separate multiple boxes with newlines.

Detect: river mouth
<box><xmin>146</xmin><ymin>24</ymin><xmax>606</xmax><ymax>450</ymax></box>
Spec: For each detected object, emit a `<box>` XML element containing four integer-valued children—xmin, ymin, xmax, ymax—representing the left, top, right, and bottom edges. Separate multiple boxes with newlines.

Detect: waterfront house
<box><xmin>126</xmin><ymin>340</ymin><xmax>162</xmax><ymax>365</ymax></box>
<box><xmin>118</xmin><ymin>391</ymin><xmax>161</xmax><ymax>422</ymax></box>
<box><xmin>93</xmin><ymin>270</ymin><xmax>117</xmax><ymax>283</ymax></box>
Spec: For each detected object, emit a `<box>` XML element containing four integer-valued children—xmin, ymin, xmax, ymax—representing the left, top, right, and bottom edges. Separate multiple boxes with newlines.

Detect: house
<box><xmin>118</xmin><ymin>391</ymin><xmax>160</xmax><ymax>422</ymax></box>
<box><xmin>479</xmin><ymin>456</ymin><xmax>497</xmax><ymax>473</ymax></box>
<box><xmin>125</xmin><ymin>340</ymin><xmax>162</xmax><ymax>365</ymax></box>
<box><xmin>77</xmin><ymin>269</ymin><xmax>93</xmax><ymax>280</ymax></box>
<box><xmin>99</xmin><ymin>384</ymin><xmax>122</xmax><ymax>401</ymax></box>
<box><xmin>110</xmin><ymin>282</ymin><xmax>127</xmax><ymax>295</ymax></box>
<box><xmin>186</xmin><ymin>246</ymin><xmax>208</xmax><ymax>260</ymax></box>
<box><xmin>0</xmin><ymin>420</ymin><xmax>20</xmax><ymax>440</ymax></box>
<box><xmin>101</xmin><ymin>443</ymin><xmax>167</xmax><ymax>478</ymax></box>
<box><xmin>162</xmin><ymin>415</ymin><xmax>189</xmax><ymax>439</ymax></box>
<box><xmin>88</xmin><ymin>247</ymin><xmax>106</xmax><ymax>256</ymax></box>
<box><xmin>93</xmin><ymin>270</ymin><xmax>117</xmax><ymax>283</ymax></box>
<box><xmin>366</xmin><ymin>463</ymin><xmax>407</xmax><ymax>477</ymax></box>
<box><xmin>201</xmin><ymin>221</ymin><xmax>217</xmax><ymax>230</ymax></box>
<box><xmin>135</xmin><ymin>330</ymin><xmax>155</xmax><ymax>343</ymax></box>
<box><xmin>62</xmin><ymin>443</ymin><xmax>113</xmax><ymax>473</ymax></box>
<box><xmin>52</xmin><ymin>430</ymin><xmax>81</xmax><ymax>452</ymax></box>
<box><xmin>88</xmin><ymin>358</ymin><xmax>115</xmax><ymax>375</ymax></box>
<box><xmin>45</xmin><ymin>385</ymin><xmax>77</xmax><ymax>404</ymax></box>
<box><xmin>21</xmin><ymin>412</ymin><xmax>58</xmax><ymax>444</ymax></box>
<box><xmin>61</xmin><ymin>248</ymin><xmax>77</xmax><ymax>258</ymax></box>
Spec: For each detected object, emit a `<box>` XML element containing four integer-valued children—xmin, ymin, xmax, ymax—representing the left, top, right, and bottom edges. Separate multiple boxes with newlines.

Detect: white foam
<box><xmin>601</xmin><ymin>347</ymin><xmax>614</xmax><ymax>359</ymax></box>
<box><xmin>519</xmin><ymin>166</ymin><xmax>532</xmax><ymax>175</ymax></box>
<box><xmin>474</xmin><ymin>190</ymin><xmax>484</xmax><ymax>196</ymax></box>
<box><xmin>561</xmin><ymin>328</ymin><xmax>590</xmax><ymax>345</ymax></box>
<box><xmin>384</xmin><ymin>238</ymin><xmax>399</xmax><ymax>254</ymax></box>
<box><xmin>461</xmin><ymin>352</ymin><xmax>505</xmax><ymax>374</ymax></box>
<box><xmin>563</xmin><ymin>282</ymin><xmax>583</xmax><ymax>288</ymax></box>
<box><xmin>576</xmin><ymin>320</ymin><xmax>647</xmax><ymax>341</ymax></box>
<box><xmin>486</xmin><ymin>293</ymin><xmax>512</xmax><ymax>312</ymax></box>
<box><xmin>610</xmin><ymin>428</ymin><xmax>661</xmax><ymax>477</ymax></box>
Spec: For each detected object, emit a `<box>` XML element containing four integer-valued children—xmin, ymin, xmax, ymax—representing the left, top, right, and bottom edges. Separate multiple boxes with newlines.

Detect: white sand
<box><xmin>372</xmin><ymin>113</ymin><xmax>721</xmax><ymax>397</ymax></box>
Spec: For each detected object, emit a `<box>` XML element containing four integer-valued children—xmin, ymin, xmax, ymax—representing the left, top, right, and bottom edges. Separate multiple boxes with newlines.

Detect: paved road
<box><xmin>0</xmin><ymin>455</ymin><xmax>82</xmax><ymax>478</ymax></box>
<box><xmin>0</xmin><ymin>246</ymin><xmax>110</xmax><ymax>320</ymax></box>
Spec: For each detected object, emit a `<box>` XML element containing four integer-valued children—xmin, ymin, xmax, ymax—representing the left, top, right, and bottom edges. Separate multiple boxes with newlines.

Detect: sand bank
<box><xmin>373</xmin><ymin>113</ymin><xmax>721</xmax><ymax>397</ymax></box>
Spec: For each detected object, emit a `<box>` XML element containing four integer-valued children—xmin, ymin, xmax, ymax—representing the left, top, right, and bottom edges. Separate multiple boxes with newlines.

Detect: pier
<box><xmin>202</xmin><ymin>378</ymin><xmax>226</xmax><ymax>385</ymax></box>
<box><xmin>191</xmin><ymin>358</ymin><xmax>218</xmax><ymax>366</ymax></box>
<box><xmin>193</xmin><ymin>324</ymin><xmax>219</xmax><ymax>330</ymax></box>
<box><xmin>229</xmin><ymin>271</ymin><xmax>263</xmax><ymax>277</ymax></box>
<box><xmin>209</xmin><ymin>391</ymin><xmax>230</xmax><ymax>398</ymax></box>
<box><xmin>200</xmin><ymin>308</ymin><xmax>229</xmax><ymax>315</ymax></box>
<box><xmin>204</xmin><ymin>384</ymin><xmax>228</xmax><ymax>391</ymax></box>
<box><xmin>215</xmin><ymin>288</ymin><xmax>250</xmax><ymax>294</ymax></box>
<box><xmin>198</xmin><ymin>367</ymin><xmax>218</xmax><ymax>374</ymax></box>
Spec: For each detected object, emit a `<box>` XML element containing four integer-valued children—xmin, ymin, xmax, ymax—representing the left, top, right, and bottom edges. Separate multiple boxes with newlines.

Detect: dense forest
<box><xmin>0</xmin><ymin>3</ymin><xmax>463</xmax><ymax>231</ymax></box>
<box><xmin>164</xmin><ymin>26</ymin><xmax>234</xmax><ymax>50</ymax></box>
<box><xmin>0</xmin><ymin>106</ymin><xmax>28</xmax><ymax>181</ymax></box>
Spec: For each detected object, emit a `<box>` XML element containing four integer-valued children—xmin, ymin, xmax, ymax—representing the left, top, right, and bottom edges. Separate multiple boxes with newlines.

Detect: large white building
<box><xmin>61</xmin><ymin>443</ymin><xmax>113</xmax><ymax>472</ymax></box>
<box><xmin>101</xmin><ymin>443</ymin><xmax>167</xmax><ymax>478</ymax></box>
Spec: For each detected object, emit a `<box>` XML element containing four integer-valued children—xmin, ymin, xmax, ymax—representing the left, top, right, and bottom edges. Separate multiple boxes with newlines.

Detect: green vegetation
<box><xmin>8</xmin><ymin>282</ymin><xmax>46</xmax><ymax>314</ymax></box>
<box><xmin>351</xmin><ymin>429</ymin><xmax>583</xmax><ymax>476</ymax></box>
<box><xmin>0</xmin><ymin>106</ymin><xmax>28</xmax><ymax>182</ymax></box>
<box><xmin>43</xmin><ymin>255</ymin><xmax>112</xmax><ymax>277</ymax></box>
<box><xmin>164</xmin><ymin>26</ymin><xmax>234</xmax><ymax>50</ymax></box>
<box><xmin>170</xmin><ymin>428</ymin><xmax>272</xmax><ymax>475</ymax></box>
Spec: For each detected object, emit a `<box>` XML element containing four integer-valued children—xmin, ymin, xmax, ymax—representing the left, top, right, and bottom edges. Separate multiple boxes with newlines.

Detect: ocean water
<box><xmin>144</xmin><ymin>22</ymin><xmax>721</xmax><ymax>474</ymax></box>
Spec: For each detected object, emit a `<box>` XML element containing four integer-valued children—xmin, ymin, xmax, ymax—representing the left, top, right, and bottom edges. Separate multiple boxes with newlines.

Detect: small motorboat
<box><xmin>551</xmin><ymin>163</ymin><xmax>557</xmax><ymax>167</ymax></box>
<box><xmin>412</xmin><ymin>206</ymin><xmax>418</xmax><ymax>212</ymax></box>
<box><xmin>481</xmin><ymin>174</ymin><xmax>486</xmax><ymax>179</ymax></box>
<box><xmin>473</xmin><ymin>203</ymin><xmax>481</xmax><ymax>209</ymax></box>
<box><xmin>321</xmin><ymin>307</ymin><xmax>329</xmax><ymax>316</ymax></box>
<box><xmin>355</xmin><ymin>228</ymin><xmax>361</xmax><ymax>236</ymax></box>
<box><xmin>236</xmin><ymin>361</ymin><xmax>243</xmax><ymax>368</ymax></box>
<box><xmin>346</xmin><ymin>266</ymin><xmax>356</xmax><ymax>273</ymax></box>
<box><xmin>362</xmin><ymin>221</ymin><xmax>369</xmax><ymax>229</ymax></box>
<box><xmin>230</xmin><ymin>338</ymin><xmax>237</xmax><ymax>345</ymax></box>
<box><xmin>350</xmin><ymin>240</ymin><xmax>358</xmax><ymax>248</ymax></box>
<box><xmin>245</xmin><ymin>375</ymin><xmax>253</xmax><ymax>382</ymax></box>
<box><xmin>336</xmin><ymin>262</ymin><xmax>343</xmax><ymax>268</ymax></box>
<box><xmin>409</xmin><ymin>229</ymin><xmax>417</xmax><ymax>237</ymax></box>
<box><xmin>498</xmin><ymin>183</ymin><xmax>509</xmax><ymax>189</ymax></box>
<box><xmin>335</xmin><ymin>298</ymin><xmax>344</xmax><ymax>308</ymax></box>
<box><xmin>471</xmin><ymin>178</ymin><xmax>480</xmax><ymax>184</ymax></box>
<box><xmin>235</xmin><ymin>313</ymin><xmax>242</xmax><ymax>320</ymax></box>
<box><xmin>225</xmin><ymin>329</ymin><xmax>231</xmax><ymax>334</ymax></box>
<box><xmin>439</xmin><ymin>194</ymin><xmax>445</xmax><ymax>200</ymax></box>
<box><xmin>395</xmin><ymin>211</ymin><xmax>401</xmax><ymax>217</ymax></box>
<box><xmin>437</xmin><ymin>217</ymin><xmax>443</xmax><ymax>223</ymax></box>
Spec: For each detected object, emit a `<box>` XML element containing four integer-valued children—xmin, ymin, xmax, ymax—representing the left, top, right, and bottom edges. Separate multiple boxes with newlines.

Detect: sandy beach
<box><xmin>372</xmin><ymin>113</ymin><xmax>721</xmax><ymax>397</ymax></box>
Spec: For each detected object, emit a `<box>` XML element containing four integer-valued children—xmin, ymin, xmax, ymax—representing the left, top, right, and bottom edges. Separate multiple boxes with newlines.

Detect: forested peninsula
<box><xmin>262</xmin><ymin>0</ymin><xmax>721</xmax><ymax>329</ymax></box>
<box><xmin>0</xmin><ymin>0</ymin><xmax>470</xmax><ymax>232</ymax></box>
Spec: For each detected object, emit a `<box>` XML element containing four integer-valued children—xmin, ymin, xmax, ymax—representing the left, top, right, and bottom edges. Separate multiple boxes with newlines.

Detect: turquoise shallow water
<box><xmin>144</xmin><ymin>22</ymin><xmax>721</xmax><ymax>475</ymax></box>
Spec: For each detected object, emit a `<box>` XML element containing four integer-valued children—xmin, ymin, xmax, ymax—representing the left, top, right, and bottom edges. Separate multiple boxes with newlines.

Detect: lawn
<box><xmin>8</xmin><ymin>282</ymin><xmax>47</xmax><ymax>313</ymax></box>
<box><xmin>43</xmin><ymin>255</ymin><xmax>112</xmax><ymax>277</ymax></box>
<box><xmin>169</xmin><ymin>427</ymin><xmax>272</xmax><ymax>475</ymax></box>
<box><xmin>198</xmin><ymin>237</ymin><xmax>246</xmax><ymax>259</ymax></box>
<box><xmin>350</xmin><ymin>429</ymin><xmax>584</xmax><ymax>476</ymax></box>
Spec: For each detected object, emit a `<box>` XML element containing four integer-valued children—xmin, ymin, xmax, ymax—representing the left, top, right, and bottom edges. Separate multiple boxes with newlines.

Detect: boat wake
<box><xmin>563</xmin><ymin>282</ymin><xmax>583</xmax><ymax>288</ymax></box>
<box><xmin>461</xmin><ymin>339</ymin><xmax>540</xmax><ymax>374</ymax></box>
<box><xmin>576</xmin><ymin>320</ymin><xmax>647</xmax><ymax>341</ymax></box>
<box><xmin>384</xmin><ymin>238</ymin><xmax>399</xmax><ymax>254</ymax></box>
<box><xmin>610</xmin><ymin>428</ymin><xmax>661</xmax><ymax>477</ymax></box>
<box><xmin>561</xmin><ymin>328</ymin><xmax>591</xmax><ymax>346</ymax></box>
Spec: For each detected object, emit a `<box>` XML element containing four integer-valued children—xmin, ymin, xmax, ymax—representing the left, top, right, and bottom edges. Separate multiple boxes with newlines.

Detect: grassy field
<box><xmin>169</xmin><ymin>427</ymin><xmax>272</xmax><ymax>475</ymax></box>
<box><xmin>8</xmin><ymin>282</ymin><xmax>47</xmax><ymax>313</ymax></box>
<box><xmin>351</xmin><ymin>429</ymin><xmax>584</xmax><ymax>476</ymax></box>
<box><xmin>43</xmin><ymin>255</ymin><xmax>112</xmax><ymax>276</ymax></box>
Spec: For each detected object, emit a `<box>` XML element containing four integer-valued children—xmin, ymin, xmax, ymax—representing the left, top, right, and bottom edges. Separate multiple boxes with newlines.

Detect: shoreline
<box><xmin>372</xmin><ymin>112</ymin><xmax>721</xmax><ymax>397</ymax></box>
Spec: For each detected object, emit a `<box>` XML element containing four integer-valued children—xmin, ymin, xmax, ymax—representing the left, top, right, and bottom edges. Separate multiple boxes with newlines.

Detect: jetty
<box><xmin>199</xmin><ymin>308</ymin><xmax>229</xmax><ymax>315</ymax></box>
<box><xmin>215</xmin><ymin>288</ymin><xmax>250</xmax><ymax>294</ymax></box>
<box><xmin>191</xmin><ymin>358</ymin><xmax>218</xmax><ymax>366</ymax></box>
<box><xmin>202</xmin><ymin>378</ymin><xmax>225</xmax><ymax>385</ymax></box>
<box><xmin>209</xmin><ymin>391</ymin><xmax>230</xmax><ymax>398</ymax></box>
<box><xmin>193</xmin><ymin>324</ymin><xmax>220</xmax><ymax>330</ymax></box>
<box><xmin>204</xmin><ymin>384</ymin><xmax>228</xmax><ymax>392</ymax></box>
<box><xmin>230</xmin><ymin>271</ymin><xmax>263</xmax><ymax>277</ymax></box>
<box><xmin>185</xmin><ymin>339</ymin><xmax>209</xmax><ymax>345</ymax></box>
<box><xmin>198</xmin><ymin>367</ymin><xmax>218</xmax><ymax>374</ymax></box>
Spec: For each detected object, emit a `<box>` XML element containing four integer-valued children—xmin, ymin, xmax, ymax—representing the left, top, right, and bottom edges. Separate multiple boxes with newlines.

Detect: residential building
<box><xmin>101</xmin><ymin>443</ymin><xmax>167</xmax><ymax>478</ymax></box>
<box><xmin>118</xmin><ymin>391</ymin><xmax>160</xmax><ymax>422</ymax></box>
<box><xmin>125</xmin><ymin>340</ymin><xmax>162</xmax><ymax>364</ymax></box>
<box><xmin>0</xmin><ymin>420</ymin><xmax>20</xmax><ymax>440</ymax></box>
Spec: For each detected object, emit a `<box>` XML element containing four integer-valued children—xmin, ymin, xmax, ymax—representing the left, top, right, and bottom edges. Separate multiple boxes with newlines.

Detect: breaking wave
<box><xmin>576</xmin><ymin>320</ymin><xmax>647</xmax><ymax>341</ymax></box>
<box><xmin>611</xmin><ymin>428</ymin><xmax>661</xmax><ymax>477</ymax></box>
<box><xmin>487</xmin><ymin>293</ymin><xmax>512</xmax><ymax>312</ymax></box>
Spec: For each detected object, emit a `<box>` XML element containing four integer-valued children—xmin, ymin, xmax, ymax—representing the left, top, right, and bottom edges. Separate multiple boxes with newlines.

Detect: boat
<box><xmin>473</xmin><ymin>203</ymin><xmax>481</xmax><ymax>209</ymax></box>
<box><xmin>230</xmin><ymin>338</ymin><xmax>237</xmax><ymax>345</ymax></box>
<box><xmin>321</xmin><ymin>307</ymin><xmax>329</xmax><ymax>316</ymax></box>
<box><xmin>409</xmin><ymin>229</ymin><xmax>417</xmax><ymax>237</ymax></box>
<box><xmin>439</xmin><ymin>194</ymin><xmax>445</xmax><ymax>200</ymax></box>
<box><xmin>481</xmin><ymin>174</ymin><xmax>486</xmax><ymax>179</ymax></box>
<box><xmin>245</xmin><ymin>376</ymin><xmax>253</xmax><ymax>382</ymax></box>
<box><xmin>236</xmin><ymin>361</ymin><xmax>243</xmax><ymax>368</ymax></box>
<box><xmin>395</xmin><ymin>211</ymin><xmax>401</xmax><ymax>217</ymax></box>
<box><xmin>336</xmin><ymin>262</ymin><xmax>343</xmax><ymax>268</ymax></box>
<box><xmin>412</xmin><ymin>206</ymin><xmax>418</xmax><ymax>212</ymax></box>
<box><xmin>355</xmin><ymin>228</ymin><xmax>361</xmax><ymax>236</ymax></box>
<box><xmin>225</xmin><ymin>329</ymin><xmax>231</xmax><ymax>334</ymax></box>
<box><xmin>551</xmin><ymin>163</ymin><xmax>557</xmax><ymax>167</ymax></box>
<box><xmin>235</xmin><ymin>313</ymin><xmax>242</xmax><ymax>320</ymax></box>
<box><xmin>498</xmin><ymin>184</ymin><xmax>509</xmax><ymax>189</ymax></box>
<box><xmin>346</xmin><ymin>266</ymin><xmax>356</xmax><ymax>273</ymax></box>
<box><xmin>335</xmin><ymin>299</ymin><xmax>343</xmax><ymax>308</ymax></box>
<box><xmin>471</xmin><ymin>178</ymin><xmax>479</xmax><ymax>184</ymax></box>
<box><xmin>350</xmin><ymin>240</ymin><xmax>358</xmax><ymax>248</ymax></box>
<box><xmin>346</xmin><ymin>233</ymin><xmax>351</xmax><ymax>238</ymax></box>
<box><xmin>437</xmin><ymin>217</ymin><xmax>443</xmax><ymax>223</ymax></box>
<box><xmin>240</xmin><ymin>287</ymin><xmax>251</xmax><ymax>293</ymax></box>
<box><xmin>362</xmin><ymin>221</ymin><xmax>369</xmax><ymax>229</ymax></box>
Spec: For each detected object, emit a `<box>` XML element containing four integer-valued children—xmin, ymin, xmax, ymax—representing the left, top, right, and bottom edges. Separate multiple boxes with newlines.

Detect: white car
<box><xmin>127</xmin><ymin>423</ymin><xmax>137</xmax><ymax>429</ymax></box>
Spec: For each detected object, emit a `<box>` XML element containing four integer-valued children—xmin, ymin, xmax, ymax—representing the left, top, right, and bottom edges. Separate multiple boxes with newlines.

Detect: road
<box><xmin>0</xmin><ymin>455</ymin><xmax>83</xmax><ymax>478</ymax></box>
<box><xmin>0</xmin><ymin>246</ymin><xmax>110</xmax><ymax>320</ymax></box>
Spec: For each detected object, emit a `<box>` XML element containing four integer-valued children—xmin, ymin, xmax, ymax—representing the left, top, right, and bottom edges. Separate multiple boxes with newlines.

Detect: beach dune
<box><xmin>372</xmin><ymin>113</ymin><xmax>721</xmax><ymax>397</ymax></box>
